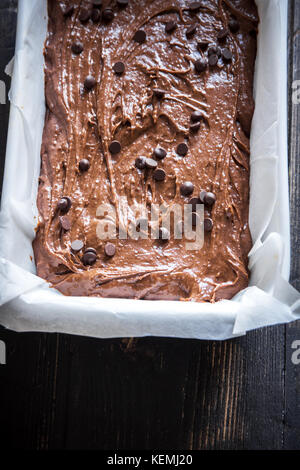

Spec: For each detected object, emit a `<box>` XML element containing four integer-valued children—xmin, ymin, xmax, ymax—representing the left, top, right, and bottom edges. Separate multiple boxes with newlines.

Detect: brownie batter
<box><xmin>33</xmin><ymin>0</ymin><xmax>258</xmax><ymax>301</ymax></box>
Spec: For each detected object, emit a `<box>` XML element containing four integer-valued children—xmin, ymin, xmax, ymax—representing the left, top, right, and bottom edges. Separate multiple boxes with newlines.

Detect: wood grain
<box><xmin>0</xmin><ymin>0</ymin><xmax>299</xmax><ymax>450</ymax></box>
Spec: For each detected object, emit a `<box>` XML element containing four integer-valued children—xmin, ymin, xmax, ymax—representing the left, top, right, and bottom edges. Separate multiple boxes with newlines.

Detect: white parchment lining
<box><xmin>0</xmin><ymin>0</ymin><xmax>299</xmax><ymax>340</ymax></box>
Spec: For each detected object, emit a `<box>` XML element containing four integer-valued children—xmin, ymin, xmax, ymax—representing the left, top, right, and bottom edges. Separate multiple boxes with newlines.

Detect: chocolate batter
<box><xmin>33</xmin><ymin>0</ymin><xmax>258</xmax><ymax>301</ymax></box>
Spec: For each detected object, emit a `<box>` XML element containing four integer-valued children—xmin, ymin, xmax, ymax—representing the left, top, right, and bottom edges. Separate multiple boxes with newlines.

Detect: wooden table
<box><xmin>0</xmin><ymin>0</ymin><xmax>299</xmax><ymax>450</ymax></box>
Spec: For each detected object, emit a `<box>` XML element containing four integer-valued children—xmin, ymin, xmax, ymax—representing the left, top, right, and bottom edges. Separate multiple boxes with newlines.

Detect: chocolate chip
<box><xmin>102</xmin><ymin>8</ymin><xmax>114</xmax><ymax>22</ymax></box>
<box><xmin>71</xmin><ymin>240</ymin><xmax>84</xmax><ymax>252</ymax></box>
<box><xmin>158</xmin><ymin>227</ymin><xmax>170</xmax><ymax>241</ymax></box>
<box><xmin>208</xmin><ymin>45</ymin><xmax>221</xmax><ymax>56</ymax></box>
<box><xmin>60</xmin><ymin>216</ymin><xmax>71</xmax><ymax>231</ymax></box>
<box><xmin>91</xmin><ymin>8</ymin><xmax>101</xmax><ymax>22</ymax></box>
<box><xmin>204</xmin><ymin>191</ymin><xmax>216</xmax><ymax>206</ymax></box>
<box><xmin>195</xmin><ymin>58</ymin><xmax>208</xmax><ymax>73</ymax></box>
<box><xmin>109</xmin><ymin>140</ymin><xmax>121</xmax><ymax>154</ymax></box>
<box><xmin>145</xmin><ymin>158</ymin><xmax>158</xmax><ymax>169</ymax></box>
<box><xmin>79</xmin><ymin>7</ymin><xmax>92</xmax><ymax>23</ymax></box>
<box><xmin>188</xmin><ymin>197</ymin><xmax>201</xmax><ymax>211</ymax></box>
<box><xmin>190</xmin><ymin>122</ymin><xmax>201</xmax><ymax>133</ymax></box>
<box><xmin>191</xmin><ymin>110</ymin><xmax>202</xmax><ymax>122</ymax></box>
<box><xmin>57</xmin><ymin>196</ymin><xmax>72</xmax><ymax>212</ymax></box>
<box><xmin>204</xmin><ymin>217</ymin><xmax>213</xmax><ymax>232</ymax></box>
<box><xmin>165</xmin><ymin>21</ymin><xmax>177</xmax><ymax>34</ymax></box>
<box><xmin>186</xmin><ymin>23</ymin><xmax>197</xmax><ymax>37</ymax></box>
<box><xmin>217</xmin><ymin>28</ymin><xmax>229</xmax><ymax>41</ymax></box>
<box><xmin>84</xmin><ymin>75</ymin><xmax>96</xmax><ymax>90</ymax></box>
<box><xmin>197</xmin><ymin>40</ymin><xmax>209</xmax><ymax>51</ymax></box>
<box><xmin>180</xmin><ymin>181</ymin><xmax>194</xmax><ymax>196</ymax></box>
<box><xmin>117</xmin><ymin>0</ymin><xmax>128</xmax><ymax>7</ymax></box>
<box><xmin>84</xmin><ymin>247</ymin><xmax>97</xmax><ymax>255</ymax></box>
<box><xmin>229</xmin><ymin>18</ymin><xmax>239</xmax><ymax>33</ymax></box>
<box><xmin>71</xmin><ymin>41</ymin><xmax>84</xmax><ymax>54</ymax></box>
<box><xmin>61</xmin><ymin>5</ymin><xmax>74</xmax><ymax>16</ymax></box>
<box><xmin>104</xmin><ymin>242</ymin><xmax>116</xmax><ymax>257</ymax></box>
<box><xmin>153</xmin><ymin>147</ymin><xmax>167</xmax><ymax>160</ymax></box>
<box><xmin>133</xmin><ymin>30</ymin><xmax>146</xmax><ymax>43</ymax></box>
<box><xmin>82</xmin><ymin>251</ymin><xmax>97</xmax><ymax>266</ymax></box>
<box><xmin>177</xmin><ymin>143</ymin><xmax>188</xmax><ymax>156</ymax></box>
<box><xmin>135</xmin><ymin>156</ymin><xmax>147</xmax><ymax>170</ymax></box>
<box><xmin>79</xmin><ymin>159</ymin><xmax>90</xmax><ymax>172</ymax></box>
<box><xmin>208</xmin><ymin>54</ymin><xmax>218</xmax><ymax>66</ymax></box>
<box><xmin>153</xmin><ymin>168</ymin><xmax>166</xmax><ymax>181</ymax></box>
<box><xmin>113</xmin><ymin>61</ymin><xmax>125</xmax><ymax>75</ymax></box>
<box><xmin>189</xmin><ymin>2</ymin><xmax>202</xmax><ymax>12</ymax></box>
<box><xmin>92</xmin><ymin>0</ymin><xmax>102</xmax><ymax>6</ymax></box>
<box><xmin>153</xmin><ymin>88</ymin><xmax>165</xmax><ymax>100</ymax></box>
<box><xmin>222</xmin><ymin>47</ymin><xmax>233</xmax><ymax>61</ymax></box>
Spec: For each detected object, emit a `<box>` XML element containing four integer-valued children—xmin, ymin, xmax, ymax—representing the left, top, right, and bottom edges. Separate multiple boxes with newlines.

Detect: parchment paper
<box><xmin>0</xmin><ymin>0</ymin><xmax>299</xmax><ymax>340</ymax></box>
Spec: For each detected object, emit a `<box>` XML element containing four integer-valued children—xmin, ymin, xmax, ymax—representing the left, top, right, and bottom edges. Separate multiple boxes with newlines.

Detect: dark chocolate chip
<box><xmin>204</xmin><ymin>191</ymin><xmax>216</xmax><ymax>206</ymax></box>
<box><xmin>208</xmin><ymin>54</ymin><xmax>218</xmax><ymax>66</ymax></box>
<box><xmin>165</xmin><ymin>21</ymin><xmax>177</xmax><ymax>34</ymax></box>
<box><xmin>188</xmin><ymin>197</ymin><xmax>201</xmax><ymax>211</ymax></box>
<box><xmin>113</xmin><ymin>61</ymin><xmax>125</xmax><ymax>75</ymax></box>
<box><xmin>84</xmin><ymin>75</ymin><xmax>96</xmax><ymax>90</ymax></box>
<box><xmin>60</xmin><ymin>216</ymin><xmax>71</xmax><ymax>231</ymax></box>
<box><xmin>145</xmin><ymin>158</ymin><xmax>158</xmax><ymax>169</ymax></box>
<box><xmin>133</xmin><ymin>29</ymin><xmax>146</xmax><ymax>43</ymax></box>
<box><xmin>190</xmin><ymin>122</ymin><xmax>201</xmax><ymax>133</ymax></box>
<box><xmin>189</xmin><ymin>2</ymin><xmax>202</xmax><ymax>12</ymax></box>
<box><xmin>102</xmin><ymin>8</ymin><xmax>114</xmax><ymax>22</ymax></box>
<box><xmin>71</xmin><ymin>41</ymin><xmax>84</xmax><ymax>54</ymax></box>
<box><xmin>158</xmin><ymin>227</ymin><xmax>170</xmax><ymax>241</ymax></box>
<box><xmin>92</xmin><ymin>0</ymin><xmax>103</xmax><ymax>6</ymax></box>
<box><xmin>109</xmin><ymin>140</ymin><xmax>121</xmax><ymax>154</ymax></box>
<box><xmin>71</xmin><ymin>240</ymin><xmax>84</xmax><ymax>252</ymax></box>
<box><xmin>208</xmin><ymin>45</ymin><xmax>221</xmax><ymax>57</ymax></box>
<box><xmin>217</xmin><ymin>28</ymin><xmax>229</xmax><ymax>41</ymax></box>
<box><xmin>222</xmin><ymin>47</ymin><xmax>233</xmax><ymax>61</ymax></box>
<box><xmin>153</xmin><ymin>88</ymin><xmax>165</xmax><ymax>99</ymax></box>
<box><xmin>153</xmin><ymin>168</ymin><xmax>166</xmax><ymax>182</ymax></box>
<box><xmin>195</xmin><ymin>58</ymin><xmax>208</xmax><ymax>73</ymax></box>
<box><xmin>135</xmin><ymin>156</ymin><xmax>147</xmax><ymax>170</ymax></box>
<box><xmin>57</xmin><ymin>196</ymin><xmax>72</xmax><ymax>212</ymax></box>
<box><xmin>117</xmin><ymin>0</ymin><xmax>129</xmax><ymax>7</ymax></box>
<box><xmin>79</xmin><ymin>7</ymin><xmax>92</xmax><ymax>23</ymax></box>
<box><xmin>61</xmin><ymin>5</ymin><xmax>74</xmax><ymax>17</ymax></box>
<box><xmin>191</xmin><ymin>110</ymin><xmax>203</xmax><ymax>122</ymax></box>
<box><xmin>82</xmin><ymin>251</ymin><xmax>97</xmax><ymax>266</ymax></box>
<box><xmin>197</xmin><ymin>40</ymin><xmax>209</xmax><ymax>51</ymax></box>
<box><xmin>186</xmin><ymin>23</ymin><xmax>197</xmax><ymax>37</ymax></box>
<box><xmin>79</xmin><ymin>159</ymin><xmax>90</xmax><ymax>172</ymax></box>
<box><xmin>229</xmin><ymin>18</ymin><xmax>239</xmax><ymax>33</ymax></box>
<box><xmin>91</xmin><ymin>8</ymin><xmax>101</xmax><ymax>22</ymax></box>
<box><xmin>177</xmin><ymin>143</ymin><xmax>188</xmax><ymax>156</ymax></box>
<box><xmin>84</xmin><ymin>247</ymin><xmax>97</xmax><ymax>255</ymax></box>
<box><xmin>104</xmin><ymin>242</ymin><xmax>116</xmax><ymax>257</ymax></box>
<box><xmin>204</xmin><ymin>217</ymin><xmax>213</xmax><ymax>232</ymax></box>
<box><xmin>153</xmin><ymin>147</ymin><xmax>167</xmax><ymax>160</ymax></box>
<box><xmin>180</xmin><ymin>181</ymin><xmax>194</xmax><ymax>196</ymax></box>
